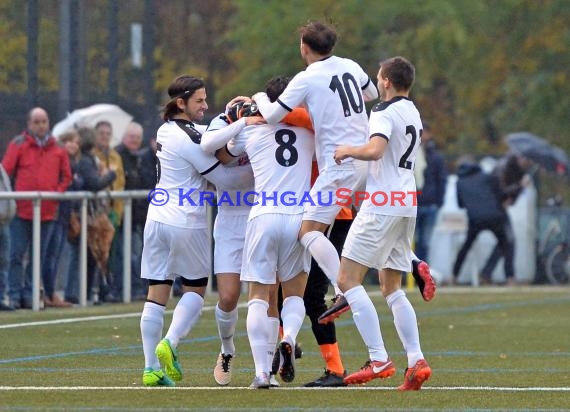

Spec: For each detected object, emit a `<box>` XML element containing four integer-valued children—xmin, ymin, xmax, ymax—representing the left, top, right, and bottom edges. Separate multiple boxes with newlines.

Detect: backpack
<box><xmin>0</xmin><ymin>164</ymin><xmax>16</xmax><ymax>223</ymax></box>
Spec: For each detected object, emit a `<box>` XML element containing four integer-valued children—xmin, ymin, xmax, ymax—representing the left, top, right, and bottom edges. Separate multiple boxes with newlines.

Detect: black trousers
<box><xmin>278</xmin><ymin>219</ymin><xmax>353</xmax><ymax>345</ymax></box>
<box><xmin>453</xmin><ymin>216</ymin><xmax>515</xmax><ymax>281</ymax></box>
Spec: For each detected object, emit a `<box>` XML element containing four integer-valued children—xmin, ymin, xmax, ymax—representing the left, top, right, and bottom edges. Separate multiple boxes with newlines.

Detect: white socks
<box><xmin>164</xmin><ymin>291</ymin><xmax>204</xmax><ymax>348</ymax></box>
<box><xmin>246</xmin><ymin>299</ymin><xmax>272</xmax><ymax>376</ymax></box>
<box><xmin>300</xmin><ymin>231</ymin><xmax>341</xmax><ymax>295</ymax></box>
<box><xmin>386</xmin><ymin>289</ymin><xmax>424</xmax><ymax>367</ymax></box>
<box><xmin>281</xmin><ymin>296</ymin><xmax>305</xmax><ymax>345</ymax></box>
<box><xmin>215</xmin><ymin>304</ymin><xmax>238</xmax><ymax>355</ymax></box>
<box><xmin>140</xmin><ymin>301</ymin><xmax>165</xmax><ymax>370</ymax></box>
<box><xmin>344</xmin><ymin>285</ymin><xmax>389</xmax><ymax>362</ymax></box>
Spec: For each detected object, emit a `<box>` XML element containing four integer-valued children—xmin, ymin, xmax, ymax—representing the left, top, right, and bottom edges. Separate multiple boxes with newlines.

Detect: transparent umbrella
<box><xmin>52</xmin><ymin>104</ymin><xmax>133</xmax><ymax>147</ymax></box>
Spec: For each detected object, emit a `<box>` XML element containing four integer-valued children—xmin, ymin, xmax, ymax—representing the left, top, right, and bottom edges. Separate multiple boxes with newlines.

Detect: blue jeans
<box><xmin>108</xmin><ymin>224</ymin><xmax>147</xmax><ymax>297</ymax></box>
<box><xmin>44</xmin><ymin>218</ymin><xmax>67</xmax><ymax>298</ymax></box>
<box><xmin>415</xmin><ymin>205</ymin><xmax>439</xmax><ymax>262</ymax></box>
<box><xmin>0</xmin><ymin>223</ymin><xmax>10</xmax><ymax>302</ymax></box>
<box><xmin>8</xmin><ymin>217</ymin><xmax>55</xmax><ymax>304</ymax></box>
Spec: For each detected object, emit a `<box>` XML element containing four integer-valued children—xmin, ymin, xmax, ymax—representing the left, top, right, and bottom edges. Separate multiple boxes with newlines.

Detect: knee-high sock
<box><xmin>164</xmin><ymin>291</ymin><xmax>204</xmax><ymax>347</ymax></box>
<box><xmin>300</xmin><ymin>231</ymin><xmax>341</xmax><ymax>295</ymax></box>
<box><xmin>246</xmin><ymin>299</ymin><xmax>272</xmax><ymax>376</ymax></box>
<box><xmin>344</xmin><ymin>285</ymin><xmax>389</xmax><ymax>362</ymax></box>
<box><xmin>319</xmin><ymin>343</ymin><xmax>345</xmax><ymax>375</ymax></box>
<box><xmin>215</xmin><ymin>303</ymin><xmax>238</xmax><ymax>355</ymax></box>
<box><xmin>140</xmin><ymin>301</ymin><xmax>165</xmax><ymax>370</ymax></box>
<box><xmin>386</xmin><ymin>289</ymin><xmax>423</xmax><ymax>367</ymax></box>
<box><xmin>281</xmin><ymin>296</ymin><xmax>305</xmax><ymax>345</ymax></box>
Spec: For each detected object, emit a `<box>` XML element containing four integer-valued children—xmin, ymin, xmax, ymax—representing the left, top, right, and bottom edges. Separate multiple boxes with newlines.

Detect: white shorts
<box><xmin>303</xmin><ymin>160</ymin><xmax>367</xmax><ymax>225</ymax></box>
<box><xmin>213</xmin><ymin>212</ymin><xmax>248</xmax><ymax>274</ymax></box>
<box><xmin>241</xmin><ymin>214</ymin><xmax>310</xmax><ymax>284</ymax></box>
<box><xmin>141</xmin><ymin>219</ymin><xmax>211</xmax><ymax>281</ymax></box>
<box><xmin>342</xmin><ymin>212</ymin><xmax>415</xmax><ymax>272</ymax></box>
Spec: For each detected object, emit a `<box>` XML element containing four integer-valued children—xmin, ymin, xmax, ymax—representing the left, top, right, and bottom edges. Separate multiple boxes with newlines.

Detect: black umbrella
<box><xmin>505</xmin><ymin>132</ymin><xmax>569</xmax><ymax>176</ymax></box>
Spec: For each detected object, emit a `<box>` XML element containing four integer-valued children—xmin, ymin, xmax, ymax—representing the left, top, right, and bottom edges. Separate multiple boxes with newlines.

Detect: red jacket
<box><xmin>1</xmin><ymin>131</ymin><xmax>72</xmax><ymax>221</ymax></box>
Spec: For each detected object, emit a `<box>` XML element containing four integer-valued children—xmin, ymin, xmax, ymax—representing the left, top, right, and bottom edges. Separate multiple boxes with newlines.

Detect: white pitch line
<box><xmin>0</xmin><ymin>291</ymin><xmax>381</xmax><ymax>330</ymax></box>
<box><xmin>1</xmin><ymin>288</ymin><xmax>567</xmax><ymax>330</ymax></box>
<box><xmin>0</xmin><ymin>301</ymin><xmax>249</xmax><ymax>330</ymax></box>
<box><xmin>0</xmin><ymin>386</ymin><xmax>568</xmax><ymax>392</ymax></box>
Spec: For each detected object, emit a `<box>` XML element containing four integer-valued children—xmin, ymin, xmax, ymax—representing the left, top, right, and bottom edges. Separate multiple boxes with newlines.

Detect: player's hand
<box><xmin>225</xmin><ymin>96</ymin><xmax>251</xmax><ymax>113</ymax></box>
<box><xmin>334</xmin><ymin>145</ymin><xmax>353</xmax><ymax>164</ymax></box>
<box><xmin>245</xmin><ymin>115</ymin><xmax>266</xmax><ymax>126</ymax></box>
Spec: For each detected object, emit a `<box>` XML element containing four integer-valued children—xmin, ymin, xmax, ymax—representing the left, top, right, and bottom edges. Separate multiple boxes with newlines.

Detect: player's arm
<box><xmin>202</xmin><ymin>160</ymin><xmax>253</xmax><ymax>190</ymax></box>
<box><xmin>362</xmin><ymin>76</ymin><xmax>379</xmax><ymax>102</ymax></box>
<box><xmin>201</xmin><ymin>115</ymin><xmax>263</xmax><ymax>164</ymax></box>
<box><xmin>251</xmin><ymin>92</ymin><xmax>290</xmax><ymax>125</ymax></box>
<box><xmin>201</xmin><ymin>115</ymin><xmax>247</xmax><ymax>154</ymax></box>
<box><xmin>334</xmin><ymin>135</ymin><xmax>388</xmax><ymax>164</ymax></box>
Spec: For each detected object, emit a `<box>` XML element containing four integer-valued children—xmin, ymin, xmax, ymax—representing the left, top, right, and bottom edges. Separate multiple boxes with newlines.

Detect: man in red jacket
<box><xmin>1</xmin><ymin>107</ymin><xmax>72</xmax><ymax>309</ymax></box>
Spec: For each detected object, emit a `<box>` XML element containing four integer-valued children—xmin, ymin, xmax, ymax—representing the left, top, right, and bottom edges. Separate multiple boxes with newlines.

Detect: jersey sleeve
<box><xmin>275</xmin><ymin>72</ymin><xmax>308</xmax><ymax>115</ymax></box>
<box><xmin>252</xmin><ymin>92</ymin><xmax>290</xmax><ymax>125</ymax></box>
<box><xmin>175</xmin><ymin>131</ymin><xmax>220</xmax><ymax>175</ymax></box>
<box><xmin>361</xmin><ymin>76</ymin><xmax>379</xmax><ymax>101</ymax></box>
<box><xmin>254</xmin><ymin>72</ymin><xmax>307</xmax><ymax>125</ymax></box>
<box><xmin>226</xmin><ymin>131</ymin><xmax>247</xmax><ymax>157</ymax></box>
<box><xmin>201</xmin><ymin>115</ymin><xmax>247</xmax><ymax>154</ymax></box>
<box><xmin>369</xmin><ymin>109</ymin><xmax>392</xmax><ymax>141</ymax></box>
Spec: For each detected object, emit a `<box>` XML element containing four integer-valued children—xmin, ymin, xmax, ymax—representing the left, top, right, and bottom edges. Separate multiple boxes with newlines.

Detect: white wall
<box><xmin>427</xmin><ymin>171</ymin><xmax>537</xmax><ymax>285</ymax></box>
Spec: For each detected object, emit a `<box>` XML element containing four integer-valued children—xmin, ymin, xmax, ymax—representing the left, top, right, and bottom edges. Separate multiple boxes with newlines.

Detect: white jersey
<box><xmin>257</xmin><ymin>56</ymin><xmax>374</xmax><ymax>170</ymax></box>
<box><xmin>229</xmin><ymin>123</ymin><xmax>315</xmax><ymax>219</ymax></box>
<box><xmin>147</xmin><ymin>119</ymin><xmax>252</xmax><ymax>228</ymax></box>
<box><xmin>204</xmin><ymin>114</ymin><xmax>254</xmax><ymax>216</ymax></box>
<box><xmin>360</xmin><ymin>96</ymin><xmax>423</xmax><ymax>217</ymax></box>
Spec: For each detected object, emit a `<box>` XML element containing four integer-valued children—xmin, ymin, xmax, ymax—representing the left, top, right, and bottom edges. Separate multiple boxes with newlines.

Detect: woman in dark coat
<box><xmin>64</xmin><ymin>127</ymin><xmax>117</xmax><ymax>304</ymax></box>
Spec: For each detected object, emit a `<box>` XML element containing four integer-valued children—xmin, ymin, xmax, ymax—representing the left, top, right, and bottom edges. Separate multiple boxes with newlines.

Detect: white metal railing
<box><xmin>0</xmin><ymin>190</ymin><xmax>151</xmax><ymax>311</ymax></box>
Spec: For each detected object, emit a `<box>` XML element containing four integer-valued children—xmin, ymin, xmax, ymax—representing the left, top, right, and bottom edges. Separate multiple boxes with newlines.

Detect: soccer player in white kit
<box><xmin>224</xmin><ymin>77</ymin><xmax>315</xmax><ymax>388</ymax></box>
<box><xmin>332</xmin><ymin>57</ymin><xmax>432</xmax><ymax>390</ymax></box>
<box><xmin>252</xmin><ymin>21</ymin><xmax>378</xmax><ymax>316</ymax></box>
<box><xmin>200</xmin><ymin>102</ymin><xmax>264</xmax><ymax>386</ymax></box>
<box><xmin>139</xmin><ymin>75</ymin><xmax>254</xmax><ymax>387</ymax></box>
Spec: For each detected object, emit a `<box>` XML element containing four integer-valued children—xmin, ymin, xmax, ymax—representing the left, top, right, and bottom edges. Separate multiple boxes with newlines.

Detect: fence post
<box><xmin>122</xmin><ymin>198</ymin><xmax>132</xmax><ymax>303</ymax></box>
<box><xmin>32</xmin><ymin>197</ymin><xmax>42</xmax><ymax>311</ymax></box>
<box><xmin>79</xmin><ymin>198</ymin><xmax>89</xmax><ymax>307</ymax></box>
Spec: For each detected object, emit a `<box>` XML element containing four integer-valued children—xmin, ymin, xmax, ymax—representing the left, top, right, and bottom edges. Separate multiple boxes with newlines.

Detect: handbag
<box><xmin>87</xmin><ymin>201</ymin><xmax>115</xmax><ymax>274</ymax></box>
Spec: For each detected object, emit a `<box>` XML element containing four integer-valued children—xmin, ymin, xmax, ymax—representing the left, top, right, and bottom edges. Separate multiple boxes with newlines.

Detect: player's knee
<box><xmin>218</xmin><ymin>290</ymin><xmax>240</xmax><ymax>311</ymax></box>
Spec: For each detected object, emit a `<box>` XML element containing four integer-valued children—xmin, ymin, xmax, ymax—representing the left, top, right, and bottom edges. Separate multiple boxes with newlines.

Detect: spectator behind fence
<box><xmin>65</xmin><ymin>127</ymin><xmax>118</xmax><ymax>304</ymax></box>
<box><xmin>114</xmin><ymin>121</ymin><xmax>149</xmax><ymax>299</ymax></box>
<box><xmin>139</xmin><ymin>136</ymin><xmax>158</xmax><ymax>190</ymax></box>
<box><xmin>414</xmin><ymin>122</ymin><xmax>447</xmax><ymax>262</ymax></box>
<box><xmin>41</xmin><ymin>131</ymin><xmax>83</xmax><ymax>308</ymax></box>
<box><xmin>1</xmin><ymin>107</ymin><xmax>72</xmax><ymax>309</ymax></box>
<box><xmin>93</xmin><ymin>121</ymin><xmax>125</xmax><ymax>302</ymax></box>
<box><xmin>452</xmin><ymin>156</ymin><xmax>515</xmax><ymax>285</ymax></box>
<box><xmin>0</xmin><ymin>163</ymin><xmax>16</xmax><ymax>310</ymax></box>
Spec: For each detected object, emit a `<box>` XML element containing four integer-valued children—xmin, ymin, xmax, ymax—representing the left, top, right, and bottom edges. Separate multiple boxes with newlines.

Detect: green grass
<box><xmin>1</xmin><ymin>286</ymin><xmax>569</xmax><ymax>411</ymax></box>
